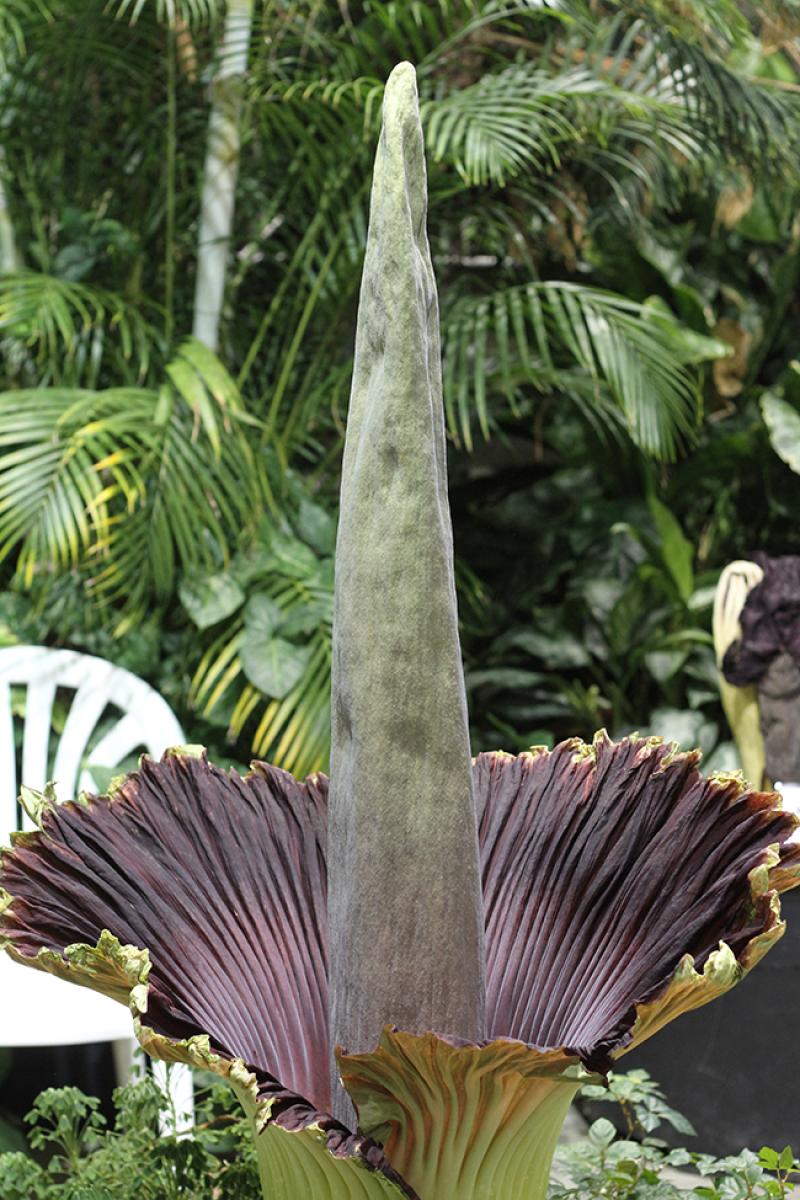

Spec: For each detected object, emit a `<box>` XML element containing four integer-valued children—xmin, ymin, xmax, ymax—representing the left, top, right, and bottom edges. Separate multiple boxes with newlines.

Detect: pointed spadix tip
<box><xmin>384</xmin><ymin>61</ymin><xmax>418</xmax><ymax>118</ymax></box>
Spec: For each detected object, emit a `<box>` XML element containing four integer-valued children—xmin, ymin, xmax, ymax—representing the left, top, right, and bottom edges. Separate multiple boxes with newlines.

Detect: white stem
<box><xmin>0</xmin><ymin>151</ymin><xmax>20</xmax><ymax>273</ymax></box>
<box><xmin>191</xmin><ymin>0</ymin><xmax>253</xmax><ymax>351</ymax></box>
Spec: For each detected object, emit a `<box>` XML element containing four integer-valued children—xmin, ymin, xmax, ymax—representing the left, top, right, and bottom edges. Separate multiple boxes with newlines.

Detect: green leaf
<box><xmin>240</xmin><ymin>591</ymin><xmax>313</xmax><ymax>698</ymax></box>
<box><xmin>644</xmin><ymin>649</ymin><xmax>687</xmax><ymax>683</ymax></box>
<box><xmin>762</xmin><ymin>392</ymin><xmax>800</xmax><ymax>473</ymax></box>
<box><xmin>179</xmin><ymin>573</ymin><xmax>245</xmax><ymax>629</ymax></box>
<box><xmin>642</xmin><ymin>297</ymin><xmax>731</xmax><ymax>363</ymax></box>
<box><xmin>296</xmin><ymin>498</ymin><xmax>336</xmax><ymax>556</ymax></box>
<box><xmin>240</xmin><ymin>631</ymin><xmax>312</xmax><ymax>699</ymax></box>
<box><xmin>645</xmin><ymin>707</ymin><xmax>718</xmax><ymax>757</ymax></box>
<box><xmin>264</xmin><ymin>530</ymin><xmax>319</xmax><ymax>579</ymax></box>
<box><xmin>442</xmin><ymin>282</ymin><xmax>700</xmax><ymax>459</ymax></box>
<box><xmin>277</xmin><ymin>598</ymin><xmax>333</xmax><ymax>637</ymax></box>
<box><xmin>496</xmin><ymin>628</ymin><xmax>591</xmax><ymax>669</ymax></box>
<box><xmin>0</xmin><ymin>1117</ymin><xmax>26</xmax><ymax>1155</ymax></box>
<box><xmin>244</xmin><ymin>592</ymin><xmax>284</xmax><ymax>637</ymax></box>
<box><xmin>736</xmin><ymin>190</ymin><xmax>782</xmax><ymax>243</ymax></box>
<box><xmin>648</xmin><ymin>496</ymin><xmax>694</xmax><ymax>601</ymax></box>
<box><xmin>589</xmin><ymin>1118</ymin><xmax>618</xmax><ymax>1148</ymax></box>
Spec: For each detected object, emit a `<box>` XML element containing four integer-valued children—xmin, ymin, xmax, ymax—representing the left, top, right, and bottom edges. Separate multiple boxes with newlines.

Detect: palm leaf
<box><xmin>0</xmin><ymin>387</ymin><xmax>149</xmax><ymax>583</ymax></box>
<box><xmin>0</xmin><ymin>271</ymin><xmax>157</xmax><ymax>387</ymax></box>
<box><xmin>93</xmin><ymin>339</ymin><xmax>267</xmax><ymax>621</ymax></box>
<box><xmin>110</xmin><ymin>0</ymin><xmax>225</xmax><ymax>25</ymax></box>
<box><xmin>0</xmin><ymin>0</ymin><xmax>52</xmax><ymax>69</ymax></box>
<box><xmin>441</xmin><ymin>283</ymin><xmax>725</xmax><ymax>458</ymax></box>
<box><xmin>0</xmin><ymin>340</ymin><xmax>269</xmax><ymax>625</ymax></box>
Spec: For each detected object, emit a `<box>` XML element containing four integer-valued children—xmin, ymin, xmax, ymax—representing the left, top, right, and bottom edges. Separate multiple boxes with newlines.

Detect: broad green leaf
<box><xmin>278</xmin><ymin>598</ymin><xmax>333</xmax><ymax>637</ymax></box>
<box><xmin>244</xmin><ymin>591</ymin><xmax>284</xmax><ymax>636</ymax></box>
<box><xmin>240</xmin><ymin>631</ymin><xmax>311</xmax><ymax>698</ymax></box>
<box><xmin>499</xmin><ymin>628</ymin><xmax>591</xmax><ymax>669</ymax></box>
<box><xmin>589</xmin><ymin>1118</ymin><xmax>618</xmax><ymax>1148</ymax></box>
<box><xmin>762</xmin><ymin>392</ymin><xmax>800</xmax><ymax>473</ymax></box>
<box><xmin>736</xmin><ymin>190</ymin><xmax>782</xmax><ymax>243</ymax></box>
<box><xmin>467</xmin><ymin>666</ymin><xmax>549</xmax><ymax>691</ymax></box>
<box><xmin>644</xmin><ymin>706</ymin><xmax>718</xmax><ymax>757</ymax></box>
<box><xmin>296</xmin><ymin>498</ymin><xmax>336</xmax><ymax>556</ymax></box>
<box><xmin>701</xmin><ymin>741</ymin><xmax>740</xmax><ymax>777</ymax></box>
<box><xmin>644</xmin><ymin>649</ymin><xmax>687</xmax><ymax>683</ymax></box>
<box><xmin>264</xmin><ymin>530</ymin><xmax>319</xmax><ymax>579</ymax></box>
<box><xmin>0</xmin><ymin>1116</ymin><xmax>26</xmax><ymax>1155</ymax></box>
<box><xmin>648</xmin><ymin>495</ymin><xmax>694</xmax><ymax>602</ymax></box>
<box><xmin>179</xmin><ymin>572</ymin><xmax>245</xmax><ymax>629</ymax></box>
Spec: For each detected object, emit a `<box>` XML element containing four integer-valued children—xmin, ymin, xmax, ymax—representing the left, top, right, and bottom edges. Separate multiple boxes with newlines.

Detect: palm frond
<box><xmin>658</xmin><ymin>34</ymin><xmax>798</xmax><ymax>170</ymax></box>
<box><xmin>0</xmin><ymin>0</ymin><xmax>52</xmax><ymax>70</ymax></box>
<box><xmin>110</xmin><ymin>0</ymin><xmax>225</xmax><ymax>25</ymax></box>
<box><xmin>0</xmin><ymin>271</ymin><xmax>158</xmax><ymax>387</ymax></box>
<box><xmin>441</xmin><ymin>283</ymin><xmax>724</xmax><ymax>458</ymax></box>
<box><xmin>0</xmin><ymin>340</ymin><xmax>269</xmax><ymax>623</ymax></box>
<box><xmin>578</xmin><ymin>15</ymin><xmax>800</xmax><ymax>176</ymax></box>
<box><xmin>0</xmin><ymin>387</ymin><xmax>148</xmax><ymax>584</ymax></box>
<box><xmin>422</xmin><ymin>66</ymin><xmax>596</xmax><ymax>186</ymax></box>
<box><xmin>93</xmin><ymin>338</ymin><xmax>268</xmax><ymax>620</ymax></box>
<box><xmin>259</xmin><ymin>75</ymin><xmax>385</xmax><ymax>129</ymax></box>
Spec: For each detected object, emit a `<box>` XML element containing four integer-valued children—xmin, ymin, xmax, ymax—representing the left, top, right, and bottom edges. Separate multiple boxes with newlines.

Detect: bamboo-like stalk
<box><xmin>191</xmin><ymin>0</ymin><xmax>253</xmax><ymax>351</ymax></box>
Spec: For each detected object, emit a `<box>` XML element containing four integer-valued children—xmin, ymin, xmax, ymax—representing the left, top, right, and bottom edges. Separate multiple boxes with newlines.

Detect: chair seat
<box><xmin>0</xmin><ymin>942</ymin><xmax>134</xmax><ymax>1047</ymax></box>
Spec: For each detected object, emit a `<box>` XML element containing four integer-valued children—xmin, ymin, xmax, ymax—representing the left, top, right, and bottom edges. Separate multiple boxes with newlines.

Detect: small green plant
<box><xmin>3</xmin><ymin>1068</ymin><xmax>798</xmax><ymax>1200</ymax></box>
<box><xmin>0</xmin><ymin>1072</ymin><xmax>258</xmax><ymax>1200</ymax></box>
<box><xmin>550</xmin><ymin>1070</ymin><xmax>800</xmax><ymax>1200</ymax></box>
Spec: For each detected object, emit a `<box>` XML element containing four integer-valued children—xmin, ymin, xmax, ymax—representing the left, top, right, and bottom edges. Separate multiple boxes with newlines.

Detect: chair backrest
<box><xmin>0</xmin><ymin>645</ymin><xmax>195</xmax><ymax>1127</ymax></box>
<box><xmin>0</xmin><ymin>645</ymin><xmax>184</xmax><ymax>837</ymax></box>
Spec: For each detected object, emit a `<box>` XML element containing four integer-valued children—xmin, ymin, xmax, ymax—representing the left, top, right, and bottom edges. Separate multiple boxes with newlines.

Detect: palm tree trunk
<box><xmin>0</xmin><ymin>152</ymin><xmax>20</xmax><ymax>273</ymax></box>
<box><xmin>192</xmin><ymin>0</ymin><xmax>253</xmax><ymax>351</ymax></box>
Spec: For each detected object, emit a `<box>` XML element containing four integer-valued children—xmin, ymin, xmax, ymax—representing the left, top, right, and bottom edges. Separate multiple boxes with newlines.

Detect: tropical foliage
<box><xmin>3</xmin><ymin>57</ymin><xmax>800</xmax><ymax>1200</ymax></box>
<box><xmin>1</xmin><ymin>0</ymin><xmax>799</xmax><ymax>777</ymax></box>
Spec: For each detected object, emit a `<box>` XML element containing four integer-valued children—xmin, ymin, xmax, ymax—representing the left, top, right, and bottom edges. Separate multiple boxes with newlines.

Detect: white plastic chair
<box><xmin>0</xmin><ymin>645</ymin><xmax>194</xmax><ymax>1128</ymax></box>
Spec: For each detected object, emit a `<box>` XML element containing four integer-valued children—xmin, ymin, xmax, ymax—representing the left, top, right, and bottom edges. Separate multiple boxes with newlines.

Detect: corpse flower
<box><xmin>717</xmin><ymin>554</ymin><xmax>800</xmax><ymax>792</ymax></box>
<box><xmin>3</xmin><ymin>64</ymin><xmax>800</xmax><ymax>1200</ymax></box>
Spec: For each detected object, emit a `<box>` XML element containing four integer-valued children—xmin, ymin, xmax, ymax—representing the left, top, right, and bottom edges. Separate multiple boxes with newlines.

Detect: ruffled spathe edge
<box><xmin>0</xmin><ymin>919</ymin><xmax>419</xmax><ymax>1199</ymax></box>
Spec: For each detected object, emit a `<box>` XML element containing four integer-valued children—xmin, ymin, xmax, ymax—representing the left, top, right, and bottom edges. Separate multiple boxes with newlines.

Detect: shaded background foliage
<box><xmin>1</xmin><ymin>0</ymin><xmax>800</xmax><ymax>778</ymax></box>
